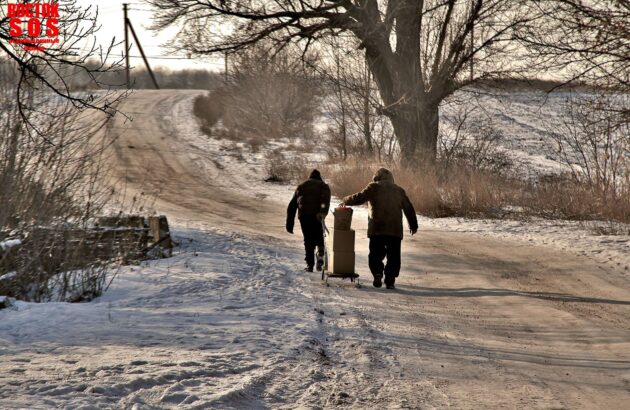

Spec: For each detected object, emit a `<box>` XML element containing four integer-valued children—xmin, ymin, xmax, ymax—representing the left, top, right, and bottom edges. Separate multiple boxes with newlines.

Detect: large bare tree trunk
<box><xmin>389</xmin><ymin>105</ymin><xmax>418</xmax><ymax>165</ymax></box>
<box><xmin>388</xmin><ymin>102</ymin><xmax>438</xmax><ymax>166</ymax></box>
<box><xmin>418</xmin><ymin>103</ymin><xmax>439</xmax><ymax>164</ymax></box>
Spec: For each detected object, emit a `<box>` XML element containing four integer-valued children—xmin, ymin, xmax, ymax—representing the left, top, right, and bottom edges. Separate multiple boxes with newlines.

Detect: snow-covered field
<box><xmin>1</xmin><ymin>90</ymin><xmax>629</xmax><ymax>409</ymax></box>
<box><xmin>441</xmin><ymin>90</ymin><xmax>573</xmax><ymax>175</ymax></box>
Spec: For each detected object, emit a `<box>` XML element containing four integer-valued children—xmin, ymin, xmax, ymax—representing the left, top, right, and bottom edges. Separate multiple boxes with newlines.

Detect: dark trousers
<box><xmin>299</xmin><ymin>216</ymin><xmax>324</xmax><ymax>268</ymax></box>
<box><xmin>369</xmin><ymin>235</ymin><xmax>402</xmax><ymax>285</ymax></box>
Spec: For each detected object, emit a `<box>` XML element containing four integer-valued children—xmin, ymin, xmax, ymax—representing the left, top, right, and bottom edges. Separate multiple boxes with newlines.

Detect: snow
<box><xmin>2</xmin><ymin>89</ymin><xmax>629</xmax><ymax>408</ymax></box>
<box><xmin>157</xmin><ymin>87</ymin><xmax>630</xmax><ymax>288</ymax></box>
<box><xmin>420</xmin><ymin>216</ymin><xmax>630</xmax><ymax>273</ymax></box>
<box><xmin>0</xmin><ymin>228</ymin><xmax>328</xmax><ymax>408</ymax></box>
<box><xmin>164</xmin><ymin>91</ymin><xmax>300</xmax><ymax>200</ymax></box>
<box><xmin>0</xmin><ymin>239</ymin><xmax>22</xmax><ymax>251</ymax></box>
<box><xmin>0</xmin><ymin>271</ymin><xmax>17</xmax><ymax>281</ymax></box>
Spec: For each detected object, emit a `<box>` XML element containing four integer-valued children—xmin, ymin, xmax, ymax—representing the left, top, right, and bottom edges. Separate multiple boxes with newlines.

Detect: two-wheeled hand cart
<box><xmin>320</xmin><ymin>211</ymin><xmax>360</xmax><ymax>287</ymax></box>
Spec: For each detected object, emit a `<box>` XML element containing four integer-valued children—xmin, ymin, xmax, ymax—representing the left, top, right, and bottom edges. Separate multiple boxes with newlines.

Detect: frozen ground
<box><xmin>2</xmin><ymin>226</ymin><xmax>394</xmax><ymax>409</ymax></box>
<box><xmin>1</xmin><ymin>90</ymin><xmax>629</xmax><ymax>409</ymax></box>
<box><xmin>422</xmin><ymin>216</ymin><xmax>630</xmax><ymax>274</ymax></box>
<box><xmin>1</xmin><ymin>228</ymin><xmax>320</xmax><ymax>409</ymax></box>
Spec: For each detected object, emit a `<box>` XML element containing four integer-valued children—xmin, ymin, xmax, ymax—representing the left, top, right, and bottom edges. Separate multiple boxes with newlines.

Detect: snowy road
<box><xmin>1</xmin><ymin>90</ymin><xmax>629</xmax><ymax>409</ymax></box>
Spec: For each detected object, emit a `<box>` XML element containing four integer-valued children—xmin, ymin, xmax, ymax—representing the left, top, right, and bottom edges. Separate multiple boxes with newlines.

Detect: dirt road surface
<box><xmin>5</xmin><ymin>90</ymin><xmax>627</xmax><ymax>409</ymax></box>
<box><xmin>110</xmin><ymin>90</ymin><xmax>630</xmax><ymax>409</ymax></box>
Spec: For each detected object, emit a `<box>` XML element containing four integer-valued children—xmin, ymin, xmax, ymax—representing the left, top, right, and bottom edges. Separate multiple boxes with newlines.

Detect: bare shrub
<box><xmin>439</xmin><ymin>103</ymin><xmax>513</xmax><ymax>176</ymax></box>
<box><xmin>191</xmin><ymin>46</ymin><xmax>320</xmax><ymax>149</ymax></box>
<box><xmin>222</xmin><ymin>46</ymin><xmax>319</xmax><ymax>145</ymax></box>
<box><xmin>318</xmin><ymin>40</ymin><xmax>400</xmax><ymax>163</ymax></box>
<box><xmin>525</xmin><ymin>175</ymin><xmax>630</xmax><ymax>223</ymax></box>
<box><xmin>317</xmin><ymin>91</ymin><xmax>630</xmax><ymax>223</ymax></box>
<box><xmin>532</xmin><ymin>93</ymin><xmax>630</xmax><ymax>223</ymax></box>
<box><xmin>550</xmin><ymin>94</ymin><xmax>630</xmax><ymax>200</ymax></box>
<box><xmin>323</xmin><ymin>158</ymin><xmax>376</xmax><ymax>199</ymax></box>
<box><xmin>584</xmin><ymin>221</ymin><xmax>630</xmax><ymax>236</ymax></box>
<box><xmin>325</xmin><ymin>159</ymin><xmax>442</xmax><ymax>215</ymax></box>
<box><xmin>193</xmin><ymin>91</ymin><xmax>225</xmax><ymax>135</ymax></box>
<box><xmin>0</xmin><ymin>103</ymin><xmax>111</xmax><ymax>228</ymax></box>
<box><xmin>326</xmin><ymin>156</ymin><xmax>630</xmax><ymax>223</ymax></box>
<box><xmin>0</xmin><ymin>78</ymin><xmax>122</xmax><ymax>302</ymax></box>
<box><xmin>265</xmin><ymin>150</ymin><xmax>311</xmax><ymax>184</ymax></box>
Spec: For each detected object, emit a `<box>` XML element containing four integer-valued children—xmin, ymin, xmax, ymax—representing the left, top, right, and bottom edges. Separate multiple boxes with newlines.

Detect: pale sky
<box><xmin>76</xmin><ymin>0</ymin><xmax>224</xmax><ymax>71</ymax></box>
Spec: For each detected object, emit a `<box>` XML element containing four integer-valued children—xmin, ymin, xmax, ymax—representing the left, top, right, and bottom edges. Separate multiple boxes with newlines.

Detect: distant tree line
<box><xmin>70</xmin><ymin>61</ymin><xmax>224</xmax><ymax>91</ymax></box>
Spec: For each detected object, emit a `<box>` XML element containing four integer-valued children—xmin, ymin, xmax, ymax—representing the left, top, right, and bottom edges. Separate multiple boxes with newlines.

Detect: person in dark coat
<box><xmin>286</xmin><ymin>169</ymin><xmax>331</xmax><ymax>272</ymax></box>
<box><xmin>341</xmin><ymin>168</ymin><xmax>418</xmax><ymax>289</ymax></box>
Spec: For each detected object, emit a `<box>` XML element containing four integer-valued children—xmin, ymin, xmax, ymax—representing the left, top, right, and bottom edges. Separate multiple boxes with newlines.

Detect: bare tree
<box><xmin>319</xmin><ymin>39</ymin><xmax>393</xmax><ymax>160</ymax></box>
<box><xmin>520</xmin><ymin>1</ymin><xmax>630</xmax><ymax>92</ymax></box>
<box><xmin>0</xmin><ymin>0</ymin><xmax>126</xmax><ymax>132</ymax></box>
<box><xmin>147</xmin><ymin>0</ymin><xmax>539</xmax><ymax>165</ymax></box>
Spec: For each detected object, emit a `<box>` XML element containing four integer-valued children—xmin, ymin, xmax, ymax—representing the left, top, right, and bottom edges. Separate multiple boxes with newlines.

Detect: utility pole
<box><xmin>127</xmin><ymin>21</ymin><xmax>160</xmax><ymax>89</ymax></box>
<box><xmin>123</xmin><ymin>4</ymin><xmax>159</xmax><ymax>89</ymax></box>
<box><xmin>123</xmin><ymin>3</ymin><xmax>130</xmax><ymax>88</ymax></box>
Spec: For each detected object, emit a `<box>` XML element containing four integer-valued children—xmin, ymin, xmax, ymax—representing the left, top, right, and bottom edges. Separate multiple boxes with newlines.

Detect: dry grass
<box><xmin>324</xmin><ymin>156</ymin><xmax>630</xmax><ymax>223</ymax></box>
<box><xmin>325</xmin><ymin>158</ymin><xmax>511</xmax><ymax>217</ymax></box>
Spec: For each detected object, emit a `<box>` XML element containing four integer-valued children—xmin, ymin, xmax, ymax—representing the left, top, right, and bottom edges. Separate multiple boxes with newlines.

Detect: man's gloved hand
<box><xmin>316</xmin><ymin>213</ymin><xmax>325</xmax><ymax>222</ymax></box>
<box><xmin>410</xmin><ymin>228</ymin><xmax>418</xmax><ymax>236</ymax></box>
<box><xmin>286</xmin><ymin>223</ymin><xmax>294</xmax><ymax>234</ymax></box>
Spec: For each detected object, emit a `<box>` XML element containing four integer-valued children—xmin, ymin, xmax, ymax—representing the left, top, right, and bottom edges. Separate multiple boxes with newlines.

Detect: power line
<box><xmin>127</xmin><ymin>55</ymin><xmax>191</xmax><ymax>60</ymax></box>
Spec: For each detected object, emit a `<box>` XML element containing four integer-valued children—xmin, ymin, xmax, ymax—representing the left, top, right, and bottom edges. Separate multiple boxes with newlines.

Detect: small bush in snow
<box><xmin>265</xmin><ymin>150</ymin><xmax>310</xmax><ymax>184</ymax></box>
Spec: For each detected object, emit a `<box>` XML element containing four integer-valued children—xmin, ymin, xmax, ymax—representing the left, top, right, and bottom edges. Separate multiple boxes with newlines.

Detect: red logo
<box><xmin>6</xmin><ymin>2</ymin><xmax>60</xmax><ymax>52</ymax></box>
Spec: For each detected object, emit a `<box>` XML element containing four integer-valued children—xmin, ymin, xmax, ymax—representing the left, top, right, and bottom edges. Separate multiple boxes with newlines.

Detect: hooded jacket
<box><xmin>286</xmin><ymin>170</ymin><xmax>331</xmax><ymax>231</ymax></box>
<box><xmin>342</xmin><ymin>168</ymin><xmax>418</xmax><ymax>238</ymax></box>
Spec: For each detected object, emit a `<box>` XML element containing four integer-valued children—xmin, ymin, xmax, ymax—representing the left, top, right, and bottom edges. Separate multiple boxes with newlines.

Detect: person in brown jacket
<box><xmin>341</xmin><ymin>168</ymin><xmax>418</xmax><ymax>289</ymax></box>
<box><xmin>286</xmin><ymin>169</ymin><xmax>331</xmax><ymax>272</ymax></box>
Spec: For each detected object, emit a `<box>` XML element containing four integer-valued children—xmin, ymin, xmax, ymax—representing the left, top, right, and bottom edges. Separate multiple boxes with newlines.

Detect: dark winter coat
<box><xmin>286</xmin><ymin>170</ymin><xmax>331</xmax><ymax>233</ymax></box>
<box><xmin>342</xmin><ymin>168</ymin><xmax>418</xmax><ymax>239</ymax></box>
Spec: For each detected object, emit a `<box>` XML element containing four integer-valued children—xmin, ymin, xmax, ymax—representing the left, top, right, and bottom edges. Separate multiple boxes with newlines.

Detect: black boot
<box><xmin>304</xmin><ymin>266</ymin><xmax>314</xmax><ymax>272</ymax></box>
<box><xmin>316</xmin><ymin>255</ymin><xmax>324</xmax><ymax>272</ymax></box>
<box><xmin>373</xmin><ymin>274</ymin><xmax>382</xmax><ymax>288</ymax></box>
